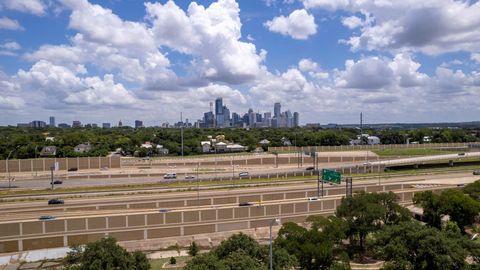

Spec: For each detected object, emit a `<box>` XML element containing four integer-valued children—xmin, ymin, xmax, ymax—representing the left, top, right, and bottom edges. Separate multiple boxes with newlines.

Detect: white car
<box><xmin>239</xmin><ymin>172</ymin><xmax>249</xmax><ymax>177</ymax></box>
<box><xmin>307</xmin><ymin>197</ymin><xmax>319</xmax><ymax>201</ymax></box>
<box><xmin>163</xmin><ymin>173</ymin><xmax>177</xmax><ymax>179</ymax></box>
<box><xmin>185</xmin><ymin>175</ymin><xmax>195</xmax><ymax>180</ymax></box>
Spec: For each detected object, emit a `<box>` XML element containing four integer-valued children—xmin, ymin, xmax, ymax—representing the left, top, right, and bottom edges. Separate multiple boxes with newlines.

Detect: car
<box><xmin>50</xmin><ymin>180</ymin><xmax>63</xmax><ymax>185</ymax></box>
<box><xmin>239</xmin><ymin>172</ymin><xmax>249</xmax><ymax>177</ymax></box>
<box><xmin>239</xmin><ymin>202</ymin><xmax>253</xmax><ymax>207</ymax></box>
<box><xmin>307</xmin><ymin>197</ymin><xmax>319</xmax><ymax>201</ymax></box>
<box><xmin>159</xmin><ymin>209</ymin><xmax>170</xmax><ymax>213</ymax></box>
<box><xmin>142</xmin><ymin>156</ymin><xmax>151</xmax><ymax>160</ymax></box>
<box><xmin>48</xmin><ymin>198</ymin><xmax>64</xmax><ymax>205</ymax></box>
<box><xmin>305</xmin><ymin>166</ymin><xmax>315</xmax><ymax>171</ymax></box>
<box><xmin>473</xmin><ymin>170</ymin><xmax>480</xmax><ymax>175</ymax></box>
<box><xmin>67</xmin><ymin>167</ymin><xmax>78</xmax><ymax>171</ymax></box>
<box><xmin>39</xmin><ymin>215</ymin><xmax>56</xmax><ymax>221</ymax></box>
<box><xmin>185</xmin><ymin>175</ymin><xmax>195</xmax><ymax>180</ymax></box>
<box><xmin>164</xmin><ymin>173</ymin><xmax>177</xmax><ymax>179</ymax></box>
<box><xmin>458</xmin><ymin>153</ymin><xmax>466</xmax><ymax>156</ymax></box>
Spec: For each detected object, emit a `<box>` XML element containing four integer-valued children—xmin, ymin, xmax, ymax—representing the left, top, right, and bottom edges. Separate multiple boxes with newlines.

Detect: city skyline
<box><xmin>0</xmin><ymin>0</ymin><xmax>479</xmax><ymax>126</ymax></box>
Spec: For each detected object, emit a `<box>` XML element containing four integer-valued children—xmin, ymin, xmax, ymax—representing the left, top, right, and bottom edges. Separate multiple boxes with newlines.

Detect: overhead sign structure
<box><xmin>322</xmin><ymin>169</ymin><xmax>341</xmax><ymax>184</ymax></box>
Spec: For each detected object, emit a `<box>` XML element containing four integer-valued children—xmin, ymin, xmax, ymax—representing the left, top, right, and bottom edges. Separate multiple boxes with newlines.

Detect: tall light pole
<box><xmin>269</xmin><ymin>218</ymin><xmax>281</xmax><ymax>270</ymax></box>
<box><xmin>6</xmin><ymin>145</ymin><xmax>20</xmax><ymax>189</ymax></box>
<box><xmin>180</xmin><ymin>112</ymin><xmax>184</xmax><ymax>157</ymax></box>
<box><xmin>196</xmin><ymin>162</ymin><xmax>200</xmax><ymax>205</ymax></box>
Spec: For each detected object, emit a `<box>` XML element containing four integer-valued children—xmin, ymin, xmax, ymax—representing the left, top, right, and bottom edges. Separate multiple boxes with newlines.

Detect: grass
<box><xmin>372</xmin><ymin>148</ymin><xmax>459</xmax><ymax>157</ymax></box>
<box><xmin>150</xmin><ymin>257</ymin><xmax>187</xmax><ymax>270</ymax></box>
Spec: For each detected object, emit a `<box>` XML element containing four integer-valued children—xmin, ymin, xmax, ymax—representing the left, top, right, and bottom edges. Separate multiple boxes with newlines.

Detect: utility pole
<box><xmin>50</xmin><ymin>165</ymin><xmax>54</xmax><ymax>190</ymax></box>
<box><xmin>180</xmin><ymin>112</ymin><xmax>184</xmax><ymax>157</ymax></box>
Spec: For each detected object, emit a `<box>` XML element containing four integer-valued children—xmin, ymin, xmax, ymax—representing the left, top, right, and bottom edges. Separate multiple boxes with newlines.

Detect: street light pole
<box><xmin>196</xmin><ymin>162</ymin><xmax>200</xmax><ymax>206</ymax></box>
<box><xmin>269</xmin><ymin>218</ymin><xmax>281</xmax><ymax>270</ymax></box>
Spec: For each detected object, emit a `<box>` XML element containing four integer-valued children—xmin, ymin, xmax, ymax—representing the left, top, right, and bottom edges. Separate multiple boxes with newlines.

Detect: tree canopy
<box><xmin>64</xmin><ymin>237</ymin><xmax>150</xmax><ymax>270</ymax></box>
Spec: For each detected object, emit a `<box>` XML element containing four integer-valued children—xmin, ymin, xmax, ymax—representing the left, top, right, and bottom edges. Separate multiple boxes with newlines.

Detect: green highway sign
<box><xmin>322</xmin><ymin>169</ymin><xmax>341</xmax><ymax>184</ymax></box>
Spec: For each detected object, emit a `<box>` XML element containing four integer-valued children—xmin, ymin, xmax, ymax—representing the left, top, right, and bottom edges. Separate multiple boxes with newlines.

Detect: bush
<box><xmin>170</xmin><ymin>257</ymin><xmax>176</xmax><ymax>265</ymax></box>
<box><xmin>188</xmin><ymin>241</ymin><xmax>199</xmax><ymax>257</ymax></box>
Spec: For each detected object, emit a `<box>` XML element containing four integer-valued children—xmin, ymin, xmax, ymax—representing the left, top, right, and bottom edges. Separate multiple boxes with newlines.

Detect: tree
<box><xmin>440</xmin><ymin>189</ymin><xmax>480</xmax><ymax>232</ymax></box>
<box><xmin>275</xmin><ymin>220</ymin><xmax>347</xmax><ymax>270</ymax></box>
<box><xmin>414</xmin><ymin>189</ymin><xmax>480</xmax><ymax>232</ymax></box>
<box><xmin>413</xmin><ymin>191</ymin><xmax>443</xmax><ymax>228</ymax></box>
<box><xmin>64</xmin><ymin>237</ymin><xmax>150</xmax><ymax>270</ymax></box>
<box><xmin>371</xmin><ymin>221</ymin><xmax>471</xmax><ymax>270</ymax></box>
<box><xmin>335</xmin><ymin>192</ymin><xmax>410</xmax><ymax>252</ymax></box>
<box><xmin>188</xmin><ymin>241</ymin><xmax>199</xmax><ymax>257</ymax></box>
<box><xmin>463</xmin><ymin>180</ymin><xmax>480</xmax><ymax>201</ymax></box>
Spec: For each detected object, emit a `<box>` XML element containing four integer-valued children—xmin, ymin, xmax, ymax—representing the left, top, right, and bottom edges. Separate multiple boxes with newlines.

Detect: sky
<box><xmin>0</xmin><ymin>0</ymin><xmax>479</xmax><ymax>126</ymax></box>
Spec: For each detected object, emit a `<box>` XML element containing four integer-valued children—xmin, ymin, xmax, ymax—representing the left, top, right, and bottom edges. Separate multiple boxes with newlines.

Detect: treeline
<box><xmin>0</xmin><ymin>126</ymin><xmax>478</xmax><ymax>159</ymax></box>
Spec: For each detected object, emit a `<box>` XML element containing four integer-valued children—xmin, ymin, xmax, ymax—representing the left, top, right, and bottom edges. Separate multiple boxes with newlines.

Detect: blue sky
<box><xmin>0</xmin><ymin>0</ymin><xmax>479</xmax><ymax>126</ymax></box>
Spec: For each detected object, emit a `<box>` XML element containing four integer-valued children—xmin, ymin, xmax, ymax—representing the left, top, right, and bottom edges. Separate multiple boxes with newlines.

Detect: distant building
<box><xmin>293</xmin><ymin>112</ymin><xmax>299</xmax><ymax>127</ymax></box>
<box><xmin>274</xmin><ymin>102</ymin><xmax>281</xmax><ymax>118</ymax></box>
<box><xmin>259</xmin><ymin>139</ymin><xmax>270</xmax><ymax>145</ymax></box>
<box><xmin>17</xmin><ymin>123</ymin><xmax>30</xmax><ymax>128</ymax></box>
<box><xmin>72</xmin><ymin>120</ymin><xmax>82</xmax><ymax>128</ymax></box>
<box><xmin>58</xmin><ymin>123</ymin><xmax>70</xmax><ymax>128</ymax></box>
<box><xmin>135</xmin><ymin>120</ymin><xmax>143</xmax><ymax>128</ymax></box>
<box><xmin>226</xmin><ymin>144</ymin><xmax>245</xmax><ymax>152</ymax></box>
<box><xmin>215</xmin><ymin>142</ymin><xmax>227</xmax><ymax>152</ymax></box>
<box><xmin>31</xmin><ymin>120</ymin><xmax>46</xmax><ymax>128</ymax></box>
<box><xmin>204</xmin><ymin>112</ymin><xmax>215</xmax><ymax>128</ymax></box>
<box><xmin>49</xmin><ymin>116</ymin><xmax>55</xmax><ymax>127</ymax></box>
<box><xmin>74</xmin><ymin>143</ymin><xmax>92</xmax><ymax>153</ymax></box>
<box><xmin>45</xmin><ymin>136</ymin><xmax>55</xmax><ymax>142</ymax></box>
<box><xmin>306</xmin><ymin>123</ymin><xmax>321</xmax><ymax>128</ymax></box>
<box><xmin>118</xmin><ymin>120</ymin><xmax>123</xmax><ymax>127</ymax></box>
<box><xmin>201</xmin><ymin>141</ymin><xmax>211</xmax><ymax>153</ymax></box>
<box><xmin>102</xmin><ymin>123</ymin><xmax>111</xmax><ymax>128</ymax></box>
<box><xmin>40</xmin><ymin>146</ymin><xmax>57</xmax><ymax>157</ymax></box>
<box><xmin>92</xmin><ymin>123</ymin><xmax>98</xmax><ymax>128</ymax></box>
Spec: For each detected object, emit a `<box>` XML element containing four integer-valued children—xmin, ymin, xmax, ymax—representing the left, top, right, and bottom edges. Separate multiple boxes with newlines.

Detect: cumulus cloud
<box><xmin>17</xmin><ymin>60</ymin><xmax>137</xmax><ymax>108</ymax></box>
<box><xmin>264</xmin><ymin>9</ymin><xmax>317</xmax><ymax>40</ymax></box>
<box><xmin>145</xmin><ymin>0</ymin><xmax>266</xmax><ymax>84</ymax></box>
<box><xmin>335</xmin><ymin>57</ymin><xmax>394</xmax><ymax>90</ymax></box>
<box><xmin>298</xmin><ymin>58</ymin><xmax>329</xmax><ymax>79</ymax></box>
<box><xmin>2</xmin><ymin>0</ymin><xmax>46</xmax><ymax>16</ymax></box>
<box><xmin>304</xmin><ymin>0</ymin><xmax>480</xmax><ymax>55</ymax></box>
<box><xmin>0</xmin><ymin>17</ymin><xmax>24</xmax><ymax>31</ymax></box>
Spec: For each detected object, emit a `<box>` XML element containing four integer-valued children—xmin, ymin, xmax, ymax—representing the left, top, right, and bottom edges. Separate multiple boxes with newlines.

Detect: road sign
<box><xmin>322</xmin><ymin>169</ymin><xmax>341</xmax><ymax>184</ymax></box>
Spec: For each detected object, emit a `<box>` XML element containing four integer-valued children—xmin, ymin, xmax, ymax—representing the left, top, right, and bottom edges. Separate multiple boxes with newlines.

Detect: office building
<box><xmin>49</xmin><ymin>116</ymin><xmax>55</xmax><ymax>127</ymax></box>
<box><xmin>293</xmin><ymin>112</ymin><xmax>299</xmax><ymax>127</ymax></box>
<box><xmin>118</xmin><ymin>120</ymin><xmax>123</xmax><ymax>127</ymax></box>
<box><xmin>72</xmin><ymin>120</ymin><xmax>82</xmax><ymax>128</ymax></box>
<box><xmin>274</xmin><ymin>102</ymin><xmax>281</xmax><ymax>118</ymax></box>
<box><xmin>102</xmin><ymin>123</ymin><xmax>111</xmax><ymax>129</ymax></box>
<box><xmin>135</xmin><ymin>120</ymin><xmax>143</xmax><ymax>128</ymax></box>
<box><xmin>58</xmin><ymin>123</ymin><xmax>70</xmax><ymax>128</ymax></box>
<box><xmin>31</xmin><ymin>120</ymin><xmax>46</xmax><ymax>128</ymax></box>
<box><xmin>204</xmin><ymin>112</ymin><xmax>215</xmax><ymax>128</ymax></box>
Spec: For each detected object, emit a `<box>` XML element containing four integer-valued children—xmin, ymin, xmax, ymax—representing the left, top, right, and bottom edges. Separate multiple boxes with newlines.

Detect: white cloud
<box><xmin>303</xmin><ymin>0</ymin><xmax>349</xmax><ymax>10</ymax></box>
<box><xmin>0</xmin><ymin>17</ymin><xmax>24</xmax><ymax>31</ymax></box>
<box><xmin>335</xmin><ymin>57</ymin><xmax>394</xmax><ymax>90</ymax></box>
<box><xmin>64</xmin><ymin>74</ymin><xmax>136</xmax><ymax>106</ymax></box>
<box><xmin>2</xmin><ymin>0</ymin><xmax>46</xmax><ymax>16</ymax></box>
<box><xmin>472</xmin><ymin>53</ymin><xmax>480</xmax><ymax>63</ymax></box>
<box><xmin>145</xmin><ymin>0</ymin><xmax>266</xmax><ymax>84</ymax></box>
<box><xmin>264</xmin><ymin>9</ymin><xmax>317</xmax><ymax>40</ymax></box>
<box><xmin>304</xmin><ymin>0</ymin><xmax>480</xmax><ymax>55</ymax></box>
<box><xmin>17</xmin><ymin>60</ymin><xmax>137</xmax><ymax>108</ymax></box>
<box><xmin>298</xmin><ymin>58</ymin><xmax>329</xmax><ymax>79</ymax></box>
<box><xmin>1</xmin><ymin>41</ymin><xmax>21</xmax><ymax>50</ymax></box>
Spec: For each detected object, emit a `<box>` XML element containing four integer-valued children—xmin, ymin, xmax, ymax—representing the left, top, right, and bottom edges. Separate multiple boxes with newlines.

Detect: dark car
<box><xmin>239</xmin><ymin>202</ymin><xmax>253</xmax><ymax>207</ymax></box>
<box><xmin>305</xmin><ymin>166</ymin><xmax>315</xmax><ymax>171</ymax></box>
<box><xmin>473</xmin><ymin>170</ymin><xmax>480</xmax><ymax>175</ymax></box>
<box><xmin>159</xmin><ymin>209</ymin><xmax>170</xmax><ymax>213</ymax></box>
<box><xmin>48</xmin><ymin>198</ymin><xmax>64</xmax><ymax>205</ymax></box>
<box><xmin>51</xmin><ymin>180</ymin><xmax>63</xmax><ymax>185</ymax></box>
<box><xmin>39</xmin><ymin>215</ymin><xmax>56</xmax><ymax>220</ymax></box>
<box><xmin>67</xmin><ymin>167</ymin><xmax>78</xmax><ymax>171</ymax></box>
